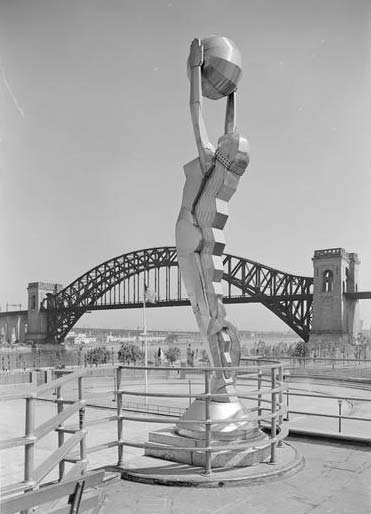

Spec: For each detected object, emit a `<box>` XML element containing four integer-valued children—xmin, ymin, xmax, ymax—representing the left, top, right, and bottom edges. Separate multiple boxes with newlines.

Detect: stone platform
<box><xmin>102</xmin><ymin>437</ymin><xmax>370</xmax><ymax>511</ymax></box>
<box><xmin>120</xmin><ymin>441</ymin><xmax>303</xmax><ymax>487</ymax></box>
<box><xmin>145</xmin><ymin>427</ymin><xmax>271</xmax><ymax>468</ymax></box>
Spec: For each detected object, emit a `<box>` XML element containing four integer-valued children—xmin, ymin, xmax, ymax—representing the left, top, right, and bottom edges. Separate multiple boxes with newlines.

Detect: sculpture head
<box><xmin>188</xmin><ymin>35</ymin><xmax>242</xmax><ymax>100</ymax></box>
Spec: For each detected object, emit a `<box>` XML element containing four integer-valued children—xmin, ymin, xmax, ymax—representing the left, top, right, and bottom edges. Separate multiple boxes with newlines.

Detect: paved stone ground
<box><xmin>100</xmin><ymin>438</ymin><xmax>371</xmax><ymax>514</ymax></box>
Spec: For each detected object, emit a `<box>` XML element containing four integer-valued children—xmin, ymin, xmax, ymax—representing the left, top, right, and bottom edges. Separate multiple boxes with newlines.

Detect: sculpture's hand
<box><xmin>189</xmin><ymin>38</ymin><xmax>204</xmax><ymax>68</ymax></box>
<box><xmin>203</xmin><ymin>147</ymin><xmax>214</xmax><ymax>175</ymax></box>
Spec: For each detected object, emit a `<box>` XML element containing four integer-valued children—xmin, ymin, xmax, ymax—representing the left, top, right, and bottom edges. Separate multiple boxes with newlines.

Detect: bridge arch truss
<box><xmin>44</xmin><ymin>246</ymin><xmax>313</xmax><ymax>342</ymax></box>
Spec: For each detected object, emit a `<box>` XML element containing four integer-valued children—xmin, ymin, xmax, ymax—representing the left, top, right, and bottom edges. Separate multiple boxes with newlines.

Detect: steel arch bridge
<box><xmin>43</xmin><ymin>246</ymin><xmax>313</xmax><ymax>343</ymax></box>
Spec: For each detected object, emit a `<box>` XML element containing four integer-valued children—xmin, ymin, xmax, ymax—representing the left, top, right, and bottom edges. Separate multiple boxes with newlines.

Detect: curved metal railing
<box><xmin>113</xmin><ymin>359</ymin><xmax>287</xmax><ymax>475</ymax></box>
<box><xmin>0</xmin><ymin>359</ymin><xmax>287</xmax><ymax>503</ymax></box>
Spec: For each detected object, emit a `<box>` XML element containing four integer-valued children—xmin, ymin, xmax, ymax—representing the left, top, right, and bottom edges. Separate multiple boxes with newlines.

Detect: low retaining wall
<box><xmin>0</xmin><ymin>369</ymin><xmax>53</xmax><ymax>386</ymax></box>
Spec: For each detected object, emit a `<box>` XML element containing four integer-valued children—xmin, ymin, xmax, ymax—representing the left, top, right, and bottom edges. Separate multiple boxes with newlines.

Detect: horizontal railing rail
<box><xmin>276</xmin><ymin>357</ymin><xmax>371</xmax><ymax>364</ymax></box>
<box><xmin>285</xmin><ymin>391</ymin><xmax>371</xmax><ymax>402</ymax></box>
<box><xmin>282</xmin><ymin>378</ymin><xmax>371</xmax><ymax>436</ymax></box>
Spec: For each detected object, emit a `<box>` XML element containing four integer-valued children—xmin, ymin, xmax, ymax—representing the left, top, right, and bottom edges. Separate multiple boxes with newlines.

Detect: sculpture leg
<box><xmin>176</xmin><ymin>158</ymin><xmax>232</xmax><ymax>387</ymax></box>
<box><xmin>176</xmin><ymin>215</ymin><xmax>230</xmax><ymax>381</ymax></box>
<box><xmin>176</xmin><ymin>157</ymin><xmax>244</xmax><ymax>401</ymax></box>
<box><xmin>194</xmin><ymin>161</ymin><xmax>243</xmax><ymax>399</ymax></box>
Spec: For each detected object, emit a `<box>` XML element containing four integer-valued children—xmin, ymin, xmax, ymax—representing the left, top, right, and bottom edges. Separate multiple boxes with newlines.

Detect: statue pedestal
<box><xmin>145</xmin><ymin>426</ymin><xmax>270</xmax><ymax>468</ymax></box>
<box><xmin>145</xmin><ymin>400</ymin><xmax>270</xmax><ymax>469</ymax></box>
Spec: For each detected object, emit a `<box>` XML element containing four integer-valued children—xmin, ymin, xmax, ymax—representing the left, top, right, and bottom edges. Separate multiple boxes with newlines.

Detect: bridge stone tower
<box><xmin>311</xmin><ymin>248</ymin><xmax>360</xmax><ymax>344</ymax></box>
<box><xmin>26</xmin><ymin>282</ymin><xmax>63</xmax><ymax>344</ymax></box>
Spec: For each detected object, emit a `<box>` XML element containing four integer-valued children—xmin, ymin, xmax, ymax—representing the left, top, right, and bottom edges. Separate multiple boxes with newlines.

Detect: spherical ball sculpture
<box><xmin>200</xmin><ymin>35</ymin><xmax>242</xmax><ymax>100</ymax></box>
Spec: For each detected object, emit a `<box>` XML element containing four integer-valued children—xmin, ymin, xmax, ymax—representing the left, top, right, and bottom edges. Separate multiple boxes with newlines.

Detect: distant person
<box><xmin>186</xmin><ymin>344</ymin><xmax>194</xmax><ymax>367</ymax></box>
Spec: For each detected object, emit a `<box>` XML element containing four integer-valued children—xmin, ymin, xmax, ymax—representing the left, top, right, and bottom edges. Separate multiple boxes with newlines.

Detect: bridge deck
<box><xmin>55</xmin><ymin>294</ymin><xmax>313</xmax><ymax>312</ymax></box>
<box><xmin>344</xmin><ymin>291</ymin><xmax>371</xmax><ymax>300</ymax></box>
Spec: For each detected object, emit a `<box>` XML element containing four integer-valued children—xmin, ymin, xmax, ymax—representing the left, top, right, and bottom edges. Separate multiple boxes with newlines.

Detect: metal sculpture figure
<box><xmin>176</xmin><ymin>36</ymin><xmax>249</xmax><ymax>410</ymax></box>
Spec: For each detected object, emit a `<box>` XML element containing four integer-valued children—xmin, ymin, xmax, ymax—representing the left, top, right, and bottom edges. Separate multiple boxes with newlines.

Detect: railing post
<box><xmin>116</xmin><ymin>367</ymin><xmax>124</xmax><ymax>467</ymax></box>
<box><xmin>270</xmin><ymin>367</ymin><xmax>277</xmax><ymax>464</ymax></box>
<box><xmin>22</xmin><ymin>394</ymin><xmax>36</xmax><ymax>514</ymax></box>
<box><xmin>203</xmin><ymin>369</ymin><xmax>212</xmax><ymax>476</ymax></box>
<box><xmin>338</xmin><ymin>399</ymin><xmax>343</xmax><ymax>433</ymax></box>
<box><xmin>78</xmin><ymin>377</ymin><xmax>86</xmax><ymax>463</ymax></box>
<box><xmin>277</xmin><ymin>366</ymin><xmax>284</xmax><ymax>447</ymax></box>
<box><xmin>257</xmin><ymin>368</ymin><xmax>262</xmax><ymax>427</ymax></box>
<box><xmin>56</xmin><ymin>386</ymin><xmax>65</xmax><ymax>480</ymax></box>
<box><xmin>284</xmin><ymin>373</ymin><xmax>290</xmax><ymax>421</ymax></box>
<box><xmin>24</xmin><ymin>395</ymin><xmax>36</xmax><ymax>484</ymax></box>
<box><xmin>112</xmin><ymin>368</ymin><xmax>117</xmax><ymax>403</ymax></box>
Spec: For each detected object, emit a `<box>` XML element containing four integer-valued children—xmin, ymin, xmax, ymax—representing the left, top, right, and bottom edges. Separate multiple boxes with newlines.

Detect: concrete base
<box><xmin>24</xmin><ymin>333</ymin><xmax>48</xmax><ymax>344</ymax></box>
<box><xmin>145</xmin><ymin>427</ymin><xmax>271</xmax><ymax>468</ymax></box>
<box><xmin>121</xmin><ymin>442</ymin><xmax>303</xmax><ymax>487</ymax></box>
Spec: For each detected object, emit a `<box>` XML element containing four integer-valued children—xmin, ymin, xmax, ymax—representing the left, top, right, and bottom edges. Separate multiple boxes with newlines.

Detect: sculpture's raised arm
<box><xmin>224</xmin><ymin>91</ymin><xmax>236</xmax><ymax>135</ymax></box>
<box><xmin>189</xmin><ymin>38</ymin><xmax>214</xmax><ymax>175</ymax></box>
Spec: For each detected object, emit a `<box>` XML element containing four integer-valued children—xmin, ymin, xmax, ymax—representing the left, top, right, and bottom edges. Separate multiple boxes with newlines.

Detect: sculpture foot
<box><xmin>175</xmin><ymin>399</ymin><xmax>259</xmax><ymax>441</ymax></box>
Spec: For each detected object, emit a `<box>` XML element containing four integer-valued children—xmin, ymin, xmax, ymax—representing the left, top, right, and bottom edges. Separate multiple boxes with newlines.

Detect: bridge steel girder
<box><xmin>222</xmin><ymin>254</ymin><xmax>313</xmax><ymax>341</ymax></box>
<box><xmin>44</xmin><ymin>246</ymin><xmax>313</xmax><ymax>342</ymax></box>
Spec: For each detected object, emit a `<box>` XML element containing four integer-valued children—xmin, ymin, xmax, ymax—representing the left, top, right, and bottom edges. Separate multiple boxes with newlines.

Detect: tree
<box><xmin>86</xmin><ymin>346</ymin><xmax>110</xmax><ymax>366</ymax></box>
<box><xmin>292</xmin><ymin>341</ymin><xmax>310</xmax><ymax>359</ymax></box>
<box><xmin>165</xmin><ymin>333</ymin><xmax>178</xmax><ymax>345</ymax></box>
<box><xmin>256</xmin><ymin>340</ymin><xmax>265</xmax><ymax>356</ymax></box>
<box><xmin>118</xmin><ymin>343</ymin><xmax>144</xmax><ymax>365</ymax></box>
<box><xmin>165</xmin><ymin>346</ymin><xmax>181</xmax><ymax>365</ymax></box>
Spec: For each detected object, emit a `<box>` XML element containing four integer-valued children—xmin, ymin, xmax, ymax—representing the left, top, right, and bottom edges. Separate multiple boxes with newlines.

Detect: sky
<box><xmin>0</xmin><ymin>0</ymin><xmax>370</xmax><ymax>333</ymax></box>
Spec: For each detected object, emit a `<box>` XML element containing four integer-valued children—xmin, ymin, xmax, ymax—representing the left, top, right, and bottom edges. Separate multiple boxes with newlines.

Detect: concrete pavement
<box><xmin>99</xmin><ymin>437</ymin><xmax>371</xmax><ymax>514</ymax></box>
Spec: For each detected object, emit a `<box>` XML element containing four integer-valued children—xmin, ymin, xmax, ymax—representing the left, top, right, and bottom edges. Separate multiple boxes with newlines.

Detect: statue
<box><xmin>144</xmin><ymin>37</ymin><xmax>275</xmax><ymax>469</ymax></box>
<box><xmin>175</xmin><ymin>36</ymin><xmax>254</xmax><ymax>438</ymax></box>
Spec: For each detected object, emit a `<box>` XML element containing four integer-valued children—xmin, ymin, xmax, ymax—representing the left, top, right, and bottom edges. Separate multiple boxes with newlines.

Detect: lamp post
<box><xmin>143</xmin><ymin>282</ymin><xmax>148</xmax><ymax>407</ymax></box>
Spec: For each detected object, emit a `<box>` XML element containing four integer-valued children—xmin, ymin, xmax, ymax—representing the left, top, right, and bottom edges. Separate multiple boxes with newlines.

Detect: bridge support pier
<box><xmin>310</xmin><ymin>248</ymin><xmax>360</xmax><ymax>349</ymax></box>
<box><xmin>26</xmin><ymin>282</ymin><xmax>63</xmax><ymax>344</ymax></box>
